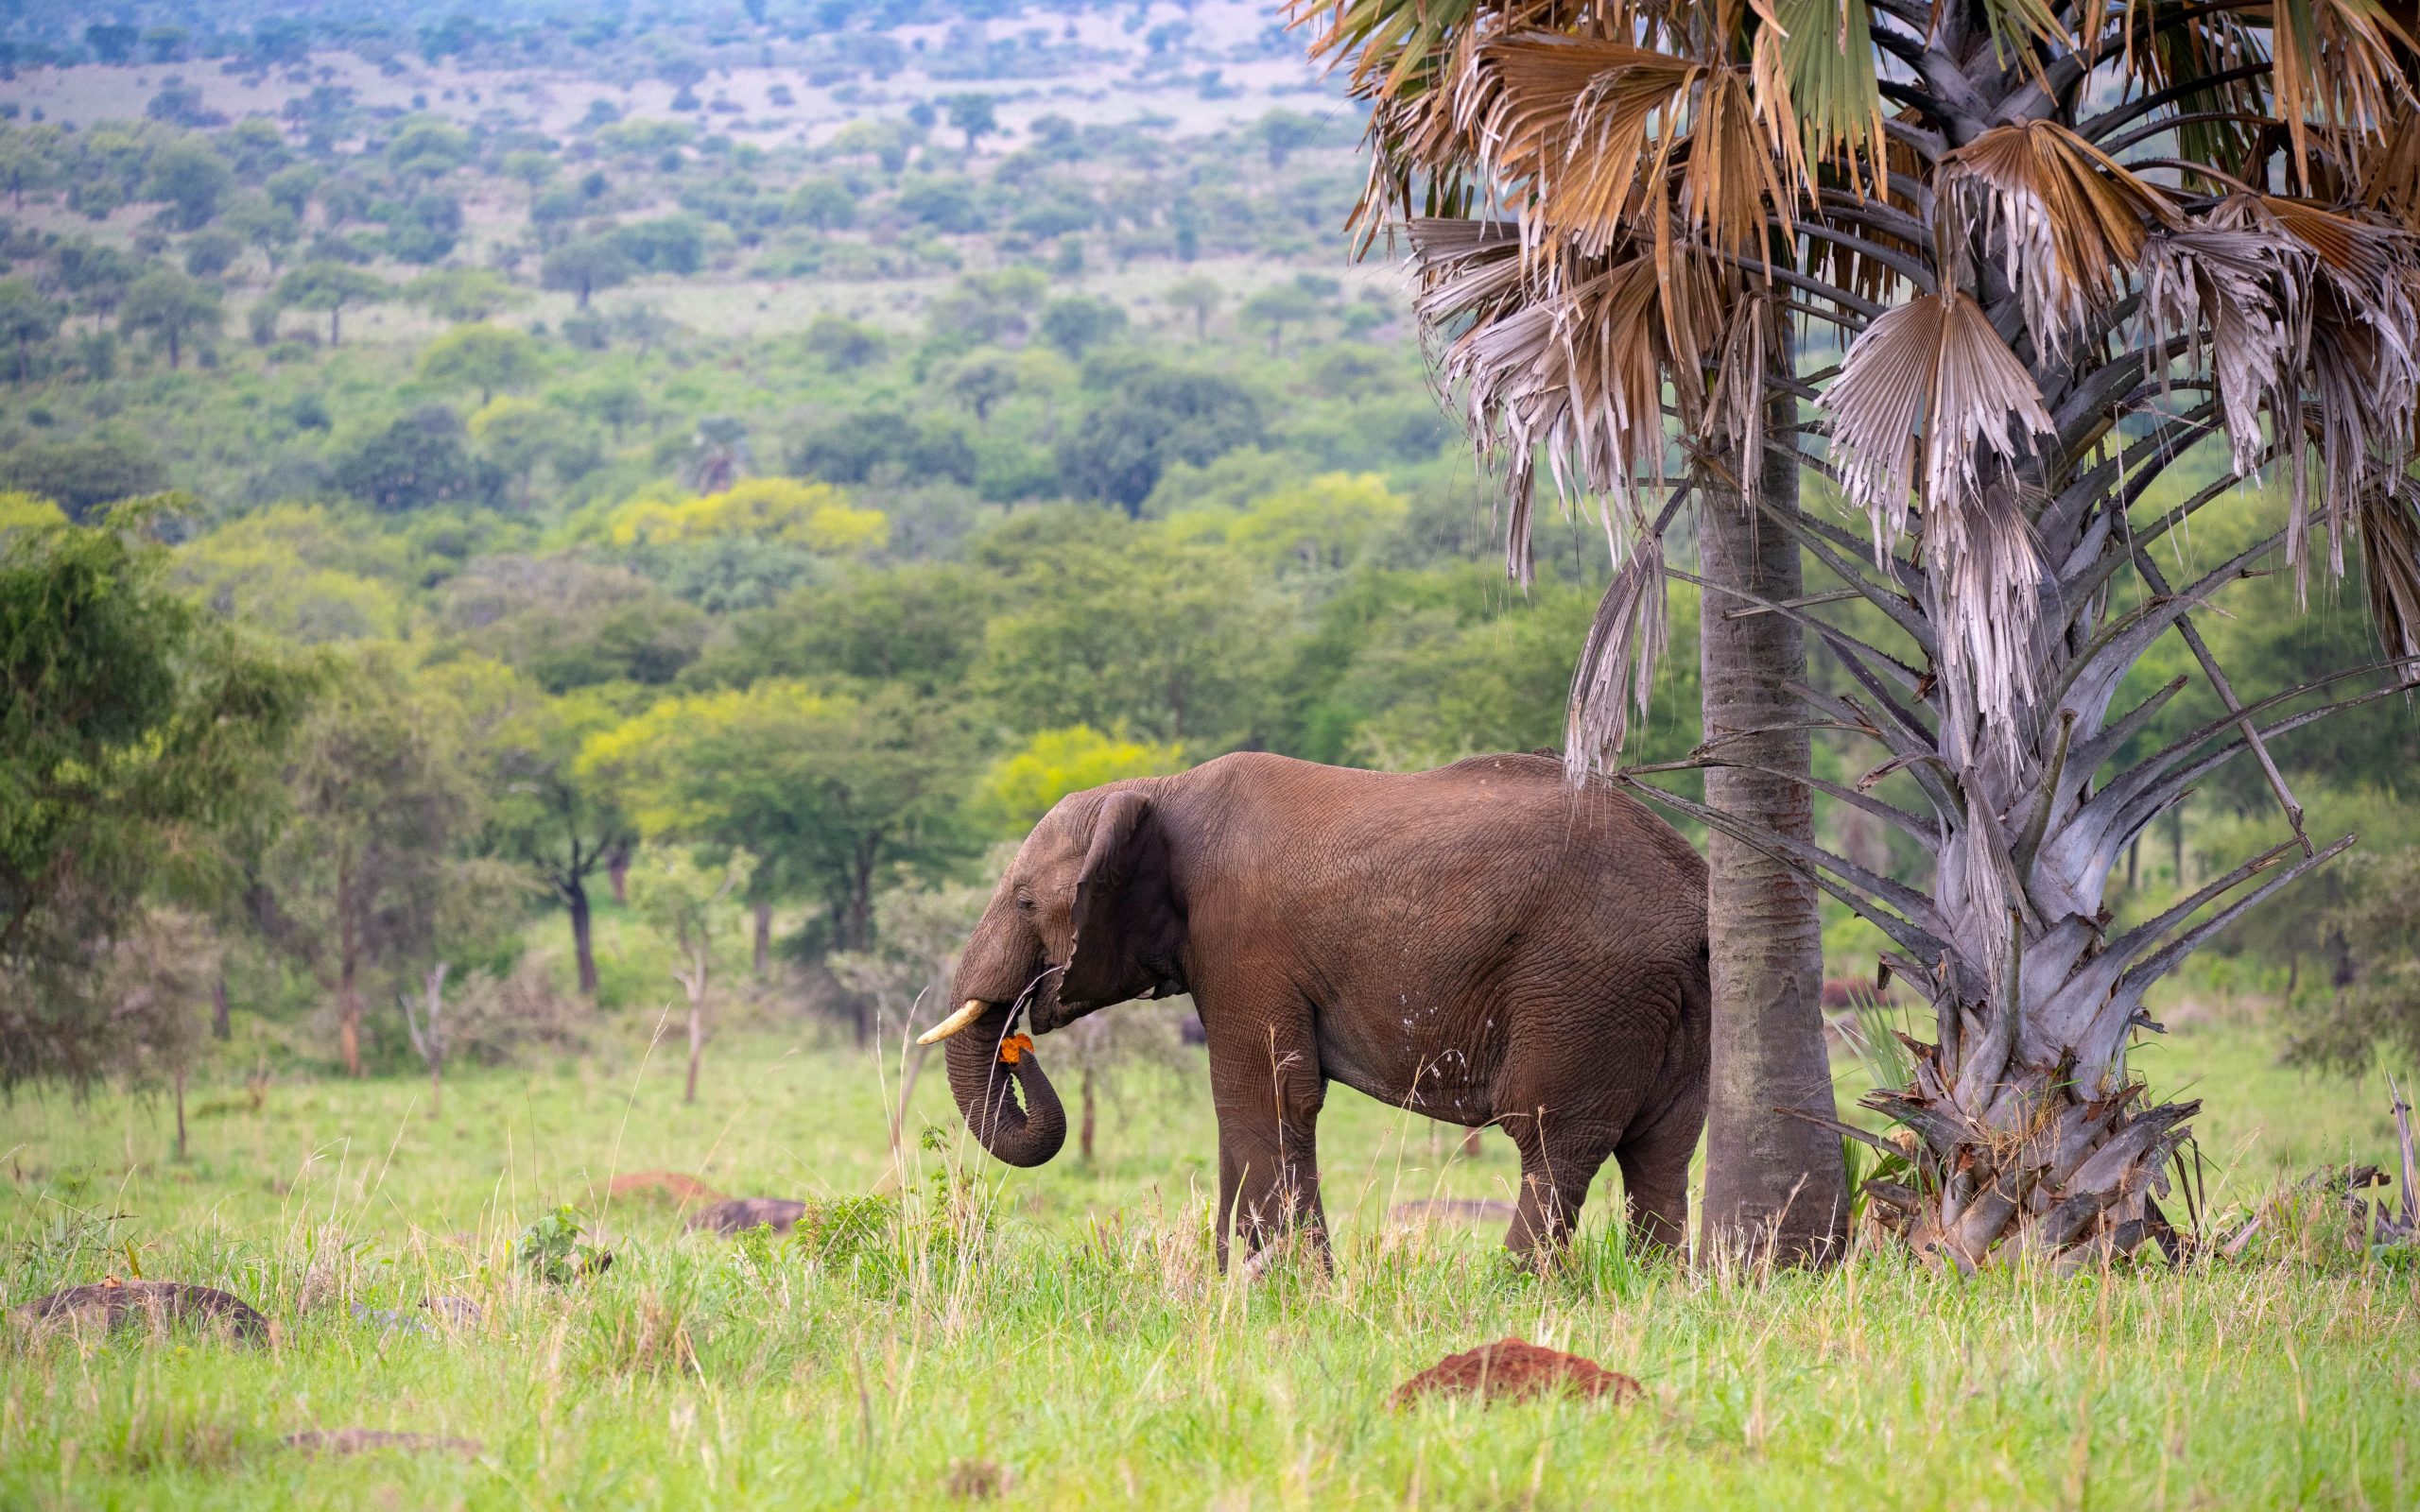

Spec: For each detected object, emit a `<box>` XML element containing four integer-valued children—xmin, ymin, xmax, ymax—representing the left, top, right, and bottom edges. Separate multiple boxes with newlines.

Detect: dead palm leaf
<box><xmin>1940</xmin><ymin>121</ymin><xmax>2179</xmax><ymax>352</ymax></box>
<box><xmin>1824</xmin><ymin>290</ymin><xmax>2055</xmax><ymax>741</ymax></box>
<box><xmin>1411</xmin><ymin>216</ymin><xmax>1733</xmax><ymax>579</ymax></box>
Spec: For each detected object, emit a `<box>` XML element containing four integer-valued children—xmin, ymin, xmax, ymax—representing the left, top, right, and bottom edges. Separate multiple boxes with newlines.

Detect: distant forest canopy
<box><xmin>1</xmin><ymin>0</ymin><xmax>1310</xmax><ymax>87</ymax></box>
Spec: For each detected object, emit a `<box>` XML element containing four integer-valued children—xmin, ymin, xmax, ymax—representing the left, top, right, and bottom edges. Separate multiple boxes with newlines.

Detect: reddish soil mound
<box><xmin>284</xmin><ymin>1429</ymin><xmax>482</xmax><ymax>1458</ymax></box>
<box><xmin>609</xmin><ymin>1171</ymin><xmax>725</xmax><ymax>1204</ymax></box>
<box><xmin>1392</xmin><ymin>1338</ymin><xmax>1640</xmax><ymax>1409</ymax></box>
<box><xmin>689</xmin><ymin>1197</ymin><xmax>808</xmax><ymax>1236</ymax></box>
<box><xmin>12</xmin><ymin>1280</ymin><xmax>270</xmax><ymax>1344</ymax></box>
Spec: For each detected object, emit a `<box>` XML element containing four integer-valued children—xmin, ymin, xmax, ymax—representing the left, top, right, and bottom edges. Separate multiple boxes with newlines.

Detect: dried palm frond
<box><xmin>1564</xmin><ymin>523</ymin><xmax>1672</xmax><ymax>769</ymax></box>
<box><xmin>1409</xmin><ymin>216</ymin><xmax>1732</xmax><ymax>578</ymax></box>
<box><xmin>1463</xmin><ymin>33</ymin><xmax>1795</xmax><ymax>260</ymax></box>
<box><xmin>2359</xmin><ymin>475</ymin><xmax>2420</xmax><ymax>688</ymax></box>
<box><xmin>1824</xmin><ymin>291</ymin><xmax>2055</xmax><ymax>741</ymax></box>
<box><xmin>1939</xmin><ymin>121</ymin><xmax>2178</xmax><ymax>352</ymax></box>
<box><xmin>2221</xmin><ymin>197</ymin><xmax>2420</xmax><ymax>584</ymax></box>
<box><xmin>2138</xmin><ymin>220</ymin><xmax>2308</xmax><ymax>480</ymax></box>
<box><xmin>2262</xmin><ymin>0</ymin><xmax>2417</xmax><ymax>193</ymax></box>
<box><xmin>2355</xmin><ymin>110</ymin><xmax>2420</xmax><ymax>225</ymax></box>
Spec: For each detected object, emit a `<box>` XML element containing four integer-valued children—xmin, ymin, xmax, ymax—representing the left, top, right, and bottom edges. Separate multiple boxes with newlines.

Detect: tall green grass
<box><xmin>4</xmin><ymin>1017</ymin><xmax>2412</xmax><ymax>1508</ymax></box>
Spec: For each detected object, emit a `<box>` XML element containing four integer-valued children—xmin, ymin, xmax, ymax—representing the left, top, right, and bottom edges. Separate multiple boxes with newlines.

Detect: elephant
<box><xmin>921</xmin><ymin>750</ymin><xmax>1710</xmax><ymax>1266</ymax></box>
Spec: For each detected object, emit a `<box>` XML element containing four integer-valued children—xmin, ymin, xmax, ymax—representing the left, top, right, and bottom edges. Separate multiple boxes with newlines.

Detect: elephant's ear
<box><xmin>1064</xmin><ymin>790</ymin><xmax>1178</xmax><ymax>1005</ymax></box>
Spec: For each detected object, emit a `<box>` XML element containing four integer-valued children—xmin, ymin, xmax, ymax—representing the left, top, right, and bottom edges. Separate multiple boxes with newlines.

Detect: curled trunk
<box><xmin>942</xmin><ymin>1006</ymin><xmax>1065</xmax><ymax>1168</ymax></box>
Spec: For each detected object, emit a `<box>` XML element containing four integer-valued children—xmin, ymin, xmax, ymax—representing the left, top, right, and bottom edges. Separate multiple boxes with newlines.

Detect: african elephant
<box><xmin>921</xmin><ymin>751</ymin><xmax>1710</xmax><ymax>1265</ymax></box>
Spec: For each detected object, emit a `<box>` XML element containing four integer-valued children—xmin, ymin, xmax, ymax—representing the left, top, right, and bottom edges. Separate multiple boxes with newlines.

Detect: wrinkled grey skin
<box><xmin>945</xmin><ymin>751</ymin><xmax>1710</xmax><ymax>1267</ymax></box>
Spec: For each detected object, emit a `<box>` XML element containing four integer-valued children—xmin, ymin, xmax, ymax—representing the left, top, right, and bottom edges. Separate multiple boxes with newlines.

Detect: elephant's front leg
<box><xmin>1206</xmin><ymin>1018</ymin><xmax>1327</xmax><ymax>1272</ymax></box>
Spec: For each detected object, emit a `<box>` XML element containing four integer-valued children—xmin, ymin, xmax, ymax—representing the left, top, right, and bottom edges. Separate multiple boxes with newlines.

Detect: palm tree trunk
<box><xmin>752</xmin><ymin>901</ymin><xmax>771</xmax><ymax>976</ymax></box>
<box><xmin>1696</xmin><ymin>444</ymin><xmax>1848</xmax><ymax>1264</ymax></box>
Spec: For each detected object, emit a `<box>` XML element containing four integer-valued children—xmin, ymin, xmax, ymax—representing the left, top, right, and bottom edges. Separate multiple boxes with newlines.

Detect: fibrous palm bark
<box><xmin>1304</xmin><ymin>0</ymin><xmax>2420</xmax><ymax>1266</ymax></box>
<box><xmin>1699</xmin><ymin>442</ymin><xmax>1847</xmax><ymax>1259</ymax></box>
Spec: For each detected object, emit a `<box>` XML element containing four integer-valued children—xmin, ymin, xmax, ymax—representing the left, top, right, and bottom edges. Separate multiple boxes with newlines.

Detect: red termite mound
<box><xmin>1392</xmin><ymin>1338</ymin><xmax>1641</xmax><ymax>1409</ymax></box>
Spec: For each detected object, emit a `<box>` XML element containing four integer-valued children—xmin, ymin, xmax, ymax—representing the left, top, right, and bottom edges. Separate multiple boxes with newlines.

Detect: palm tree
<box><xmin>1304</xmin><ymin>0</ymin><xmax>2420</xmax><ymax>1266</ymax></box>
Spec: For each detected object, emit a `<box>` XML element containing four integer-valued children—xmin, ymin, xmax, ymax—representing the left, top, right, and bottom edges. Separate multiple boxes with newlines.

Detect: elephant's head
<box><xmin>921</xmin><ymin>786</ymin><xmax>1183</xmax><ymax>1167</ymax></box>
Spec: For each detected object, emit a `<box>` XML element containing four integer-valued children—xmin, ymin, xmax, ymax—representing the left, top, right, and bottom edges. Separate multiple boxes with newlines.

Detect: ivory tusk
<box><xmin>917</xmin><ymin>998</ymin><xmax>991</xmax><ymax>1045</ymax></box>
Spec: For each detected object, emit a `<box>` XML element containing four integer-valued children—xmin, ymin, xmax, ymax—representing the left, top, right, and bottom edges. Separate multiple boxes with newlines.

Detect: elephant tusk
<box><xmin>918</xmin><ymin>999</ymin><xmax>991</xmax><ymax>1046</ymax></box>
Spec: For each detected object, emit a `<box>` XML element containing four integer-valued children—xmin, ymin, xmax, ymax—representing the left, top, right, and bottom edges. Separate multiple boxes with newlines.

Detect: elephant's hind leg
<box><xmin>1615</xmin><ymin>1074</ymin><xmax>1705</xmax><ymax>1255</ymax></box>
<box><xmin>1500</xmin><ymin>1108</ymin><xmax>1620</xmax><ymax>1265</ymax></box>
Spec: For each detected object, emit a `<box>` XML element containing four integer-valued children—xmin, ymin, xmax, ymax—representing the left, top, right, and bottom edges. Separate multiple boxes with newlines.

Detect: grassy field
<box><xmin>3</xmin><ymin>1013</ymin><xmax>2414</xmax><ymax>1508</ymax></box>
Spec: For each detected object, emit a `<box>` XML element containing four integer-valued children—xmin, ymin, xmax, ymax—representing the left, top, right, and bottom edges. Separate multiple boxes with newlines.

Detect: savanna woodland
<box><xmin>2</xmin><ymin>0</ymin><xmax>2416</xmax><ymax>1504</ymax></box>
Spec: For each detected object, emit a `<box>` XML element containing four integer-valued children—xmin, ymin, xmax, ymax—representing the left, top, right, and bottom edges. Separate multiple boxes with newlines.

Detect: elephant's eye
<box><xmin>1014</xmin><ymin>894</ymin><xmax>1036</xmax><ymax>914</ymax></box>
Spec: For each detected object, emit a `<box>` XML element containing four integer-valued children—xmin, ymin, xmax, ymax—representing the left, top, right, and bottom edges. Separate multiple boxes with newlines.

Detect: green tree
<box><xmin>1239</xmin><ymin>283</ymin><xmax>1321</xmax><ymax>357</ymax></box>
<box><xmin>385</xmin><ymin>116</ymin><xmax>475</xmax><ymax>179</ymax></box>
<box><xmin>0</xmin><ymin>433</ymin><xmax>168</xmax><ymax>520</ymax></box>
<box><xmin>266</xmin><ymin>650</ymin><xmax>507</xmax><ymax>1076</ymax></box>
<box><xmin>500</xmin><ymin>148</ymin><xmax>559</xmax><ymax>201</ymax></box>
<box><xmin>182</xmin><ymin>228</ymin><xmax>244</xmax><ymax>279</ymax></box>
<box><xmin>976</xmin><ymin>538</ymin><xmax>1286</xmax><ymax>749</ymax></box>
<box><xmin>582</xmin><ymin>681</ymin><xmax>978</xmax><ymax>1029</ymax></box>
<box><xmin>276</xmin><ymin>260</ymin><xmax>387</xmax><ymax>346</ymax></box>
<box><xmin>1054</xmin><ymin>369</ymin><xmax>1264</xmax><ymax>513</ymax></box>
<box><xmin>420</xmin><ymin>322</ymin><xmax>542</xmax><ymax>405</ymax></box>
<box><xmin>629</xmin><ymin>844</ymin><xmax>753</xmax><ymax>1102</ymax></box>
<box><xmin>438</xmin><ymin>556</ymin><xmax>706</xmax><ymax>690</ymax></box>
<box><xmin>142</xmin><ymin>140</ymin><xmax>234</xmax><ymax>231</ymax></box>
<box><xmin>561</xmin><ymin>375</ymin><xmax>647</xmax><ymax>440</ymax></box>
<box><xmin>263</xmin><ymin>163</ymin><xmax>319</xmax><ymax>217</ymax></box>
<box><xmin>700</xmin><ymin>564</ymin><xmax>992</xmax><ymax>696</ymax></box>
<box><xmin>1165</xmin><ymin>274</ymin><xmax>1222</xmax><ymax>339</ymax></box>
<box><xmin>0</xmin><ymin>129</ymin><xmax>60</xmax><ymax>210</ymax></box>
<box><xmin>1038</xmin><ymin>296</ymin><xmax>1127</xmax><ymax>359</ymax></box>
<box><xmin>0</xmin><ymin>278</ymin><xmax>63</xmax><ymax>380</ymax></box>
<box><xmin>787</xmin><ymin>176</ymin><xmax>857</xmax><ymax>231</ymax></box>
<box><xmin>221</xmin><ymin>192</ymin><xmax>299</xmax><ymax>273</ymax></box>
<box><xmin>540</xmin><ymin>237</ymin><xmax>635</xmax><ymax>309</ymax></box>
<box><xmin>479</xmin><ymin>680</ymin><xmax>633</xmax><ymax>997</ymax></box>
<box><xmin>977</xmin><ymin>726</ymin><xmax>1188</xmax><ymax>834</ymax></box>
<box><xmin>117</xmin><ymin>268</ymin><xmax>221</xmax><ymax>369</ymax></box>
<box><xmin>942</xmin><ymin>93</ymin><xmax>999</xmax><ymax>154</ymax></box>
<box><xmin>0</xmin><ymin>507</ymin><xmax>311</xmax><ymax>1089</ymax></box>
<box><xmin>941</xmin><ymin>350</ymin><xmax>1018</xmax><ymax>424</ymax></box>
<box><xmin>468</xmin><ymin>396</ymin><xmax>575</xmax><ymax>506</ymax></box>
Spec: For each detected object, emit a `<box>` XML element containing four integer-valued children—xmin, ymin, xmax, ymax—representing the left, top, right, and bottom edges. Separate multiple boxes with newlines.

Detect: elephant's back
<box><xmin>1186</xmin><ymin>749</ymin><xmax>1706</xmax><ymax>949</ymax></box>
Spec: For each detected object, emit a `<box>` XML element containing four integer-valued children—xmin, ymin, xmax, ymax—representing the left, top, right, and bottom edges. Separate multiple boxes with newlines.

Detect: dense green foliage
<box><xmin>0</xmin><ymin>503</ymin><xmax>310</xmax><ymax>1084</ymax></box>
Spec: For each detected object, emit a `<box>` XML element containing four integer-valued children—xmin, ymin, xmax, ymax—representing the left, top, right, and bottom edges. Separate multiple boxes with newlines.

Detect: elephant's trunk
<box><xmin>941</xmin><ymin>1005</ymin><xmax>1065</xmax><ymax>1167</ymax></box>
